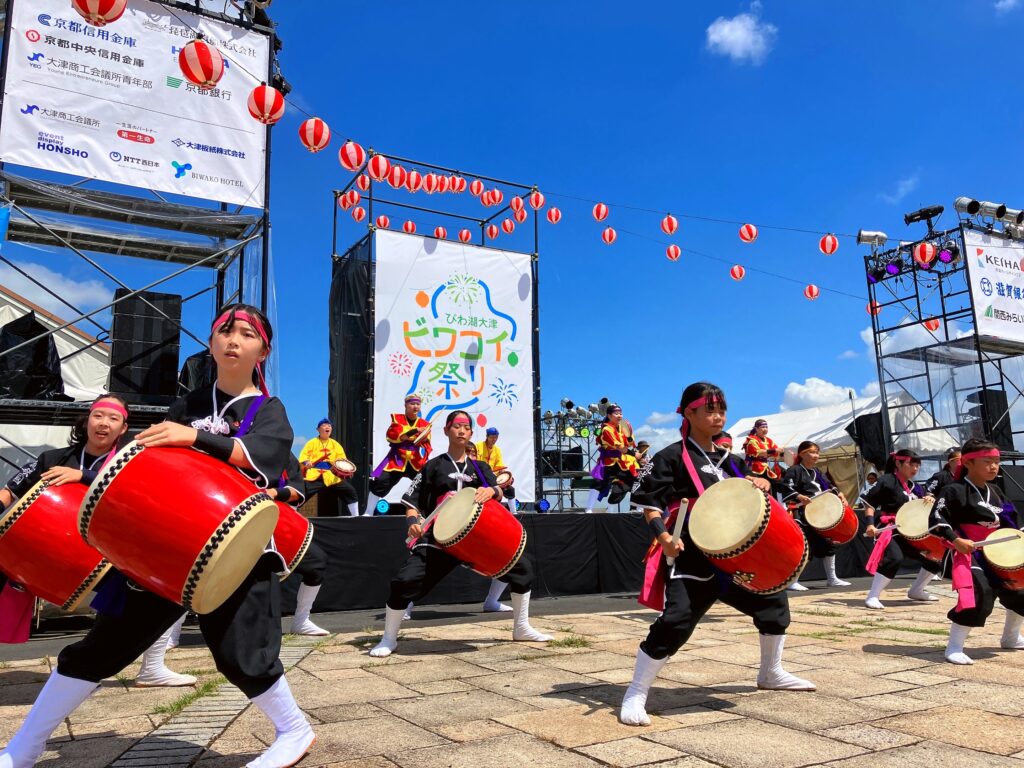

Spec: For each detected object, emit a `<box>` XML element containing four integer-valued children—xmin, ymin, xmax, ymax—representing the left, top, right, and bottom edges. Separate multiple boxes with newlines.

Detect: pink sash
<box><xmin>951</xmin><ymin>523</ymin><xmax>1001</xmax><ymax>612</ymax></box>
<box><xmin>0</xmin><ymin>582</ymin><xmax>34</xmax><ymax>644</ymax></box>
<box><xmin>638</xmin><ymin>501</ymin><xmax>682</xmax><ymax>612</ymax></box>
<box><xmin>865</xmin><ymin>514</ymin><xmax>896</xmax><ymax>575</ymax></box>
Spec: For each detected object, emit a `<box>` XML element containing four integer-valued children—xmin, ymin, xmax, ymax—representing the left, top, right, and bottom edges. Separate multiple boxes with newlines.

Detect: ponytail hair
<box><xmin>884</xmin><ymin>448</ymin><xmax>921</xmax><ymax>474</ymax></box>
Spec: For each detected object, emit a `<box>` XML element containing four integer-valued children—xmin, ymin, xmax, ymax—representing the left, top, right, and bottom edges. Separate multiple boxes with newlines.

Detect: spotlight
<box><xmin>979</xmin><ymin>201</ymin><xmax>1008</xmax><ymax>219</ymax></box>
<box><xmin>588</xmin><ymin>403</ymin><xmax>600</xmax><ymax>414</ymax></box>
<box><xmin>1006</xmin><ymin>223</ymin><xmax>1024</xmax><ymax>239</ymax></box>
<box><xmin>955</xmin><ymin>197</ymin><xmax>981</xmax><ymax>216</ymax></box>
<box><xmin>560</xmin><ymin>397</ymin><xmax>574</xmax><ymax>411</ymax></box>
<box><xmin>579</xmin><ymin>427</ymin><xmax>591</xmax><ymax>438</ymax></box>
<box><xmin>885</xmin><ymin>261</ymin><xmax>902</xmax><ymax>276</ymax></box>
<box><xmin>597</xmin><ymin>397</ymin><xmax>610</xmax><ymax>416</ymax></box>
<box><xmin>903</xmin><ymin>205</ymin><xmax>944</xmax><ymax>227</ymax></box>
<box><xmin>542</xmin><ymin>409</ymin><xmax>554</xmax><ymax>421</ymax></box>
<box><xmin>1001</xmin><ymin>208</ymin><xmax>1024</xmax><ymax>226</ymax></box>
<box><xmin>867</xmin><ymin>266</ymin><xmax>887</xmax><ymax>284</ymax></box>
<box><xmin>564</xmin><ymin>426</ymin><xmax>576</xmax><ymax>437</ymax></box>
<box><xmin>938</xmin><ymin>240</ymin><xmax>960</xmax><ymax>264</ymax></box>
<box><xmin>857</xmin><ymin>230</ymin><xmax>888</xmax><ymax>248</ymax></box>
<box><xmin>575</xmin><ymin>406</ymin><xmax>589</xmax><ymax>419</ymax></box>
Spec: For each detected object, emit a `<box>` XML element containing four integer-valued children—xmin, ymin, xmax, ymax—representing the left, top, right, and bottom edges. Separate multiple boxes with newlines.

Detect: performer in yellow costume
<box><xmin>299</xmin><ymin>418</ymin><xmax>359</xmax><ymax>516</ymax></box>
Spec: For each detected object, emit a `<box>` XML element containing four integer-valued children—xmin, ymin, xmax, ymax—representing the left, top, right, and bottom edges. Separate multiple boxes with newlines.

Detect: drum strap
<box><xmin>235</xmin><ymin>396</ymin><xmax>267</xmax><ymax>438</ymax></box>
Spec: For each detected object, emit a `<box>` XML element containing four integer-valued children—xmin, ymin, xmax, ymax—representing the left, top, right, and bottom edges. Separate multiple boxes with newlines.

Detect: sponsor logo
<box><xmin>981</xmin><ymin>278</ymin><xmax>993</xmax><ymax>296</ymax></box>
<box><xmin>983</xmin><ymin>254</ymin><xmax>1024</xmax><ymax>272</ymax></box>
<box><xmin>37</xmin><ymin>14</ymin><xmax>52</xmax><ymax>26</ymax></box>
<box><xmin>27</xmin><ymin>52</ymin><xmax>44</xmax><ymax>62</ymax></box>
<box><xmin>170</xmin><ymin>139</ymin><xmax>245</xmax><ymax>159</ymax></box>
<box><xmin>985</xmin><ymin>305</ymin><xmax>994</xmax><ymax>318</ymax></box>
<box><xmin>117</xmin><ymin>129</ymin><xmax>155</xmax><ymax>144</ymax></box>
<box><xmin>192</xmin><ymin>171</ymin><xmax>244</xmax><ymax>189</ymax></box>
<box><xmin>36</xmin><ymin>131</ymin><xmax>88</xmax><ymax>158</ymax></box>
<box><xmin>25</xmin><ymin>29</ymin><xmax>41</xmax><ymax>43</ymax></box>
<box><xmin>20</xmin><ymin>105</ymin><xmax>39</xmax><ymax>115</ymax></box>
<box><xmin>110</xmin><ymin>151</ymin><xmax>159</xmax><ymax>169</ymax></box>
<box><xmin>171</xmin><ymin>160</ymin><xmax>192</xmax><ymax>179</ymax></box>
<box><xmin>166</xmin><ymin>75</ymin><xmax>183</xmax><ymax>88</ymax></box>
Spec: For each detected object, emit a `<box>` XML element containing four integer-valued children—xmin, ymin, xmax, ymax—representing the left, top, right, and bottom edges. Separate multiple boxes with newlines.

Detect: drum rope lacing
<box><xmin>0</xmin><ymin>482</ymin><xmax>48</xmax><ymax>538</ymax></box>
<box><xmin>286</xmin><ymin>522</ymin><xmax>314</xmax><ymax>572</ymax></box>
<box><xmin>62</xmin><ymin>560</ymin><xmax>110</xmax><ymax>610</ymax></box>
<box><xmin>493</xmin><ymin>530</ymin><xmax>529</xmax><ymax>579</ymax></box>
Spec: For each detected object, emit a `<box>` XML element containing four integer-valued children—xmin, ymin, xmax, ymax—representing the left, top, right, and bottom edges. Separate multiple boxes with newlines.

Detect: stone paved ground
<box><xmin>3</xmin><ymin>580</ymin><xmax>1024</xmax><ymax>767</ymax></box>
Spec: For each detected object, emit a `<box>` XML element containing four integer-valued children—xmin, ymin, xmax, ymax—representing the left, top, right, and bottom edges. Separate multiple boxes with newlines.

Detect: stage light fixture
<box><xmin>979</xmin><ymin>201</ymin><xmax>1008</xmax><ymax>219</ymax></box>
<box><xmin>1001</xmin><ymin>208</ymin><xmax>1024</xmax><ymax>226</ymax></box>
<box><xmin>580</xmin><ymin>427</ymin><xmax>591</xmax><ymax>437</ymax></box>
<box><xmin>867</xmin><ymin>266</ymin><xmax>887</xmax><ymax>284</ymax></box>
<box><xmin>588</xmin><ymin>403</ymin><xmax>600</xmax><ymax>414</ymax></box>
<box><xmin>564</xmin><ymin>426</ymin><xmax>576</xmax><ymax>437</ymax></box>
<box><xmin>542</xmin><ymin>410</ymin><xmax>554</xmax><ymax>421</ymax></box>
<box><xmin>938</xmin><ymin>240</ymin><xmax>960</xmax><ymax>264</ymax></box>
<box><xmin>560</xmin><ymin>397</ymin><xmax>574</xmax><ymax>411</ymax></box>
<box><xmin>857</xmin><ymin>230</ymin><xmax>888</xmax><ymax>248</ymax></box>
<box><xmin>955</xmin><ymin>197</ymin><xmax>981</xmax><ymax>216</ymax></box>
<box><xmin>537</xmin><ymin>499</ymin><xmax>551</xmax><ymax>512</ymax></box>
<box><xmin>1006</xmin><ymin>223</ymin><xmax>1024</xmax><ymax>239</ymax></box>
<box><xmin>904</xmin><ymin>205</ymin><xmax>944</xmax><ymax>227</ymax></box>
<box><xmin>575</xmin><ymin>406</ymin><xmax>589</xmax><ymax>419</ymax></box>
<box><xmin>885</xmin><ymin>260</ymin><xmax>903</xmax><ymax>276</ymax></box>
<box><xmin>597</xmin><ymin>397</ymin><xmax>610</xmax><ymax>416</ymax></box>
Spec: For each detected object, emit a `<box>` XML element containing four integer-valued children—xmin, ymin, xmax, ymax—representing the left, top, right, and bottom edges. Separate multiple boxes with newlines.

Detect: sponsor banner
<box><xmin>0</xmin><ymin>0</ymin><xmax>269</xmax><ymax>207</ymax></box>
<box><xmin>964</xmin><ymin>228</ymin><xmax>1024</xmax><ymax>349</ymax></box>
<box><xmin>372</xmin><ymin>230</ymin><xmax>537</xmax><ymax>502</ymax></box>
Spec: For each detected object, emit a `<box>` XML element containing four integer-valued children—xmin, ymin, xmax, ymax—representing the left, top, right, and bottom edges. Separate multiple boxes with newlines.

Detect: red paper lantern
<box><xmin>437</xmin><ymin>175</ymin><xmax>450</xmax><ymax>194</ymax></box>
<box><xmin>72</xmin><ymin>0</ymin><xmax>128</xmax><ymax>26</ymax></box>
<box><xmin>803</xmin><ymin>284</ymin><xmax>820</xmax><ymax>301</ymax></box>
<box><xmin>375</xmin><ymin>215</ymin><xmax>390</xmax><ymax>229</ymax></box>
<box><xmin>247</xmin><ymin>84</ymin><xmax>284</xmax><ymax>125</ymax></box>
<box><xmin>486</xmin><ymin>224</ymin><xmax>499</xmax><ymax>240</ymax></box>
<box><xmin>479</xmin><ymin>190</ymin><xmax>493</xmax><ymax>207</ymax></box>
<box><xmin>924</xmin><ymin>318</ymin><xmax>941</xmax><ymax>332</ymax></box>
<box><xmin>434</xmin><ymin>226</ymin><xmax>448</xmax><ymax>240</ymax></box>
<box><xmin>513</xmin><ymin>208</ymin><xmax>528</xmax><ymax>224</ymax></box>
<box><xmin>422</xmin><ymin>173</ymin><xmax>439</xmax><ymax>194</ymax></box>
<box><xmin>368</xmin><ymin>155</ymin><xmax>391</xmax><ymax>182</ymax></box>
<box><xmin>337</xmin><ymin>194</ymin><xmax>351</xmax><ymax>211</ymax></box>
<box><xmin>739</xmin><ymin>224</ymin><xmax>758</xmax><ymax>243</ymax></box>
<box><xmin>345</xmin><ymin>189</ymin><xmax>360</xmax><ymax>208</ymax></box>
<box><xmin>453</xmin><ymin>176</ymin><xmax>467</xmax><ymax>193</ymax></box>
<box><xmin>501</xmin><ymin>218</ymin><xmax>515</xmax><ymax>235</ymax></box>
<box><xmin>730</xmin><ymin>265</ymin><xmax>746</xmax><ymax>281</ymax></box>
<box><xmin>298</xmin><ymin>118</ymin><xmax>331</xmax><ymax>152</ymax></box>
<box><xmin>819</xmin><ymin>233</ymin><xmax>839</xmax><ymax>255</ymax></box>
<box><xmin>510</xmin><ymin>196</ymin><xmax>524</xmax><ymax>213</ymax></box>
<box><xmin>547</xmin><ymin>207</ymin><xmax>562</xmax><ymax>224</ymax></box>
<box><xmin>387</xmin><ymin>165</ymin><xmax>407</xmax><ymax>189</ymax></box>
<box><xmin>666</xmin><ymin>244</ymin><xmax>681</xmax><ymax>261</ymax></box>
<box><xmin>179</xmin><ymin>39</ymin><xmax>224</xmax><ymax>90</ymax></box>
<box><xmin>470</xmin><ymin>179</ymin><xmax>485</xmax><ymax>197</ymax></box>
<box><xmin>601</xmin><ymin>227</ymin><xmax>617</xmax><ymax>245</ymax></box>
<box><xmin>913</xmin><ymin>241</ymin><xmax>937</xmax><ymax>267</ymax></box>
<box><xmin>403</xmin><ymin>221</ymin><xmax>416</xmax><ymax>234</ymax></box>
<box><xmin>356</xmin><ymin>174</ymin><xmax>370</xmax><ymax>191</ymax></box>
<box><xmin>529</xmin><ymin>191</ymin><xmax>545</xmax><ymax>210</ymax></box>
<box><xmin>867</xmin><ymin>300</ymin><xmax>882</xmax><ymax>316</ymax></box>
<box><xmin>405</xmin><ymin>170</ymin><xmax>422</xmax><ymax>193</ymax></box>
<box><xmin>661</xmin><ymin>214</ymin><xmax>678</xmax><ymax>236</ymax></box>
<box><xmin>351</xmin><ymin>206</ymin><xmax>366</xmax><ymax>223</ymax></box>
<box><xmin>338</xmin><ymin>141</ymin><xmax>366</xmax><ymax>172</ymax></box>
<box><xmin>458</xmin><ymin>229</ymin><xmax>472</xmax><ymax>243</ymax></box>
<box><xmin>593</xmin><ymin>203</ymin><xmax>609</xmax><ymax>222</ymax></box>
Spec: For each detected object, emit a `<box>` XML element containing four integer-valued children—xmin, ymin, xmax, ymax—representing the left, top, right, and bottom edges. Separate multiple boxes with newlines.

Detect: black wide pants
<box><xmin>385</xmin><ymin>546</ymin><xmax>534</xmax><ymax>610</ymax></box>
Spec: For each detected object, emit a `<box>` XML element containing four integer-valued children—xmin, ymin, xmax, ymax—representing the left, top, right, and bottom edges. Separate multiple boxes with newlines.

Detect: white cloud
<box><xmin>995</xmin><ymin>0</ymin><xmax>1019</xmax><ymax>12</ymax></box>
<box><xmin>645</xmin><ymin>410</ymin><xmax>679</xmax><ymax>426</ymax></box>
<box><xmin>837</xmin><ymin>349</ymin><xmax>858</xmax><ymax>360</ymax></box>
<box><xmin>632</xmin><ymin>423</ymin><xmax>680</xmax><ymax>454</ymax></box>
<box><xmin>292</xmin><ymin>435</ymin><xmax>308</xmax><ymax>455</ymax></box>
<box><xmin>0</xmin><ymin>260</ymin><xmax>111</xmax><ymax>319</ymax></box>
<box><xmin>705</xmin><ymin>5</ymin><xmax>778</xmax><ymax>65</ymax></box>
<box><xmin>878</xmin><ymin>174</ymin><xmax>919</xmax><ymax>205</ymax></box>
<box><xmin>780</xmin><ymin>377</ymin><xmax>856</xmax><ymax>411</ymax></box>
<box><xmin>860</xmin><ymin>381</ymin><xmax>880</xmax><ymax>398</ymax></box>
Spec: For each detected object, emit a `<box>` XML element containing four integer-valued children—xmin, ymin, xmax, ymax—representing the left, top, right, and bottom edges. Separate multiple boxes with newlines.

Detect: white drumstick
<box><xmin>972</xmin><ymin>534</ymin><xmax>1021</xmax><ymax>549</ymax></box>
<box><xmin>666</xmin><ymin>505</ymin><xmax>687</xmax><ymax>566</ymax></box>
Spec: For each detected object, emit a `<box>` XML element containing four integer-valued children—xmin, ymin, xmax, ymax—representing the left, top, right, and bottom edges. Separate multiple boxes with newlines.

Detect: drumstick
<box><xmin>864</xmin><ymin>523</ymin><xmax>897</xmax><ymax>537</ymax></box>
<box><xmin>971</xmin><ymin>534</ymin><xmax>1021</xmax><ymax>549</ymax></box>
<box><xmin>413</xmin><ymin>422</ymin><xmax>433</xmax><ymax>445</ymax></box>
<box><xmin>665</xmin><ymin>505</ymin><xmax>687</xmax><ymax>566</ymax></box>
<box><xmin>405</xmin><ymin>505</ymin><xmax>442</xmax><ymax>546</ymax></box>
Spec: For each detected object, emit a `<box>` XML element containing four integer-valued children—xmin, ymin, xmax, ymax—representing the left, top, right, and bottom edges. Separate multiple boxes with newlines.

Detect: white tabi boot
<box><xmin>245</xmin><ymin>677</ymin><xmax>315</xmax><ymax>768</ymax></box>
<box><xmin>483</xmin><ymin>579</ymin><xmax>512</xmax><ymax>612</ymax></box>
<box><xmin>511</xmin><ymin>591</ymin><xmax>553</xmax><ymax>642</ymax></box>
<box><xmin>135</xmin><ymin>625</ymin><xmax>197</xmax><ymax>688</ymax></box>
<box><xmin>619</xmin><ymin>648</ymin><xmax>668</xmax><ymax>726</ymax></box>
<box><xmin>787</xmin><ymin>580</ymin><xmax>809</xmax><ymax>592</ymax></box>
<box><xmin>756</xmin><ymin>634</ymin><xmax>816</xmax><ymax>691</ymax></box>
<box><xmin>824</xmin><ymin>555</ymin><xmax>851</xmax><ymax>587</ymax></box>
<box><xmin>403</xmin><ymin>601</ymin><xmax>414</xmax><ymax>620</ymax></box>
<box><xmin>945</xmin><ymin>623</ymin><xmax>974</xmax><ymax>665</ymax></box>
<box><xmin>167</xmin><ymin>613</ymin><xmax>186</xmax><ymax>649</ymax></box>
<box><xmin>346</xmin><ymin>502</ymin><xmax>359</xmax><ymax>517</ymax></box>
<box><xmin>865</xmin><ymin>573</ymin><xmax>891</xmax><ymax>610</ymax></box>
<box><xmin>1000</xmin><ymin>611</ymin><xmax>1024</xmax><ymax>650</ymax></box>
<box><xmin>369</xmin><ymin>606</ymin><xmax>405</xmax><ymax>657</ymax></box>
<box><xmin>290</xmin><ymin>584</ymin><xmax>329</xmax><ymax>636</ymax></box>
<box><xmin>583</xmin><ymin>489</ymin><xmax>600</xmax><ymax>514</ymax></box>
<box><xmin>907</xmin><ymin>568</ymin><xmax>938</xmax><ymax>602</ymax></box>
<box><xmin>0</xmin><ymin>671</ymin><xmax>98</xmax><ymax>768</ymax></box>
<box><xmin>362</xmin><ymin>494</ymin><xmax>379</xmax><ymax>517</ymax></box>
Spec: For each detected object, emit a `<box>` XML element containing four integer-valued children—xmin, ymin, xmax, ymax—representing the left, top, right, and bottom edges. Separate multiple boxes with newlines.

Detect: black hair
<box><xmin>884</xmin><ymin>448</ymin><xmax>921</xmax><ymax>474</ymax></box>
<box><xmin>69</xmin><ymin>394</ymin><xmax>129</xmax><ymax>447</ymax></box>
<box><xmin>211</xmin><ymin>303</ymin><xmax>273</xmax><ymax>387</ymax></box>
<box><xmin>678</xmin><ymin>382</ymin><xmax>727</xmax><ymax>416</ymax></box>
<box><xmin>794</xmin><ymin>440</ymin><xmax>819</xmax><ymax>465</ymax></box>
<box><xmin>961</xmin><ymin>438</ymin><xmax>999</xmax><ymax>455</ymax></box>
<box><xmin>445</xmin><ymin>410</ymin><xmax>472</xmax><ymax>429</ymax></box>
<box><xmin>867</xmin><ymin>471</ymin><xmax>878</xmax><ymax>479</ymax></box>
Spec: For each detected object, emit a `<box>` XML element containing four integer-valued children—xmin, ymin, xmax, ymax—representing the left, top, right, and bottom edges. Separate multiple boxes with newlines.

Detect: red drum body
<box><xmin>0</xmin><ymin>481</ymin><xmax>109</xmax><ymax>610</ymax></box>
<box><xmin>982</xmin><ymin>528</ymin><xmax>1024</xmax><ymax>591</ymax></box>
<box><xmin>804</xmin><ymin>493</ymin><xmax>858</xmax><ymax>546</ymax></box>
<box><xmin>689</xmin><ymin>478</ymin><xmax>809</xmax><ymax>594</ymax></box>
<box><xmin>331</xmin><ymin>459</ymin><xmax>356</xmax><ymax>480</ymax></box>
<box><xmin>273</xmin><ymin>501</ymin><xmax>314</xmax><ymax>577</ymax></box>
<box><xmin>895</xmin><ymin>499</ymin><xmax>946</xmax><ymax>564</ymax></box>
<box><xmin>432</xmin><ymin>488</ymin><xmax>526</xmax><ymax>577</ymax></box>
<box><xmin>79</xmin><ymin>444</ymin><xmax>279</xmax><ymax>614</ymax></box>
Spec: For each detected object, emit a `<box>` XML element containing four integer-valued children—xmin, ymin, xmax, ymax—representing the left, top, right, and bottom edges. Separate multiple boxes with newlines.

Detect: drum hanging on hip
<box><xmin>895</xmin><ymin>499</ymin><xmax>946</xmax><ymax>564</ymax></box>
<box><xmin>432</xmin><ymin>488</ymin><xmax>526</xmax><ymax>577</ymax></box>
<box><xmin>494</xmin><ymin>469</ymin><xmax>514</xmax><ymax>490</ymax></box>
<box><xmin>0</xmin><ymin>481</ymin><xmax>110</xmax><ymax>610</ymax></box>
<box><xmin>273</xmin><ymin>501</ymin><xmax>313</xmax><ymax>577</ymax></box>
<box><xmin>331</xmin><ymin>459</ymin><xmax>356</xmax><ymax>480</ymax></box>
<box><xmin>79</xmin><ymin>444</ymin><xmax>280</xmax><ymax>614</ymax></box>
<box><xmin>688</xmin><ymin>477</ymin><xmax>809</xmax><ymax>594</ymax></box>
<box><xmin>981</xmin><ymin>528</ymin><xmax>1024</xmax><ymax>591</ymax></box>
<box><xmin>803</xmin><ymin>493</ymin><xmax>858</xmax><ymax>546</ymax></box>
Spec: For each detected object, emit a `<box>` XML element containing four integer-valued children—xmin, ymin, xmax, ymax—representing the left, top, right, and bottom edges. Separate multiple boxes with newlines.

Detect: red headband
<box><xmin>212</xmin><ymin>310</ymin><xmax>271</xmax><ymax>397</ymax></box>
<box><xmin>962</xmin><ymin>449</ymin><xmax>1000</xmax><ymax>461</ymax></box>
<box><xmin>449</xmin><ymin>415</ymin><xmax>471</xmax><ymax>426</ymax></box>
<box><xmin>91</xmin><ymin>399</ymin><xmax>128</xmax><ymax>418</ymax></box>
<box><xmin>890</xmin><ymin>453</ymin><xmax>913</xmax><ymax>462</ymax></box>
<box><xmin>676</xmin><ymin>394</ymin><xmax>722</xmax><ymax>414</ymax></box>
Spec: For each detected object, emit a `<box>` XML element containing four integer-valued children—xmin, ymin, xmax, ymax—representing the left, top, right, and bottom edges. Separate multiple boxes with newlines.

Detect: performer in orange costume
<box><xmin>366</xmin><ymin>394</ymin><xmax>432</xmax><ymax>515</ymax></box>
<box><xmin>584</xmin><ymin>404</ymin><xmax>639</xmax><ymax>513</ymax></box>
<box><xmin>743</xmin><ymin>419</ymin><xmax>783</xmax><ymax>485</ymax></box>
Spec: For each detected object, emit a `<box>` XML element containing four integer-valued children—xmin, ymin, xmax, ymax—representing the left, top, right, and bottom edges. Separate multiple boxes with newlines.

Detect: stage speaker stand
<box><xmin>966</xmin><ymin>389</ymin><xmax>1014</xmax><ymax>452</ymax></box>
<box><xmin>107</xmin><ymin>289</ymin><xmax>182</xmax><ymax>406</ymax></box>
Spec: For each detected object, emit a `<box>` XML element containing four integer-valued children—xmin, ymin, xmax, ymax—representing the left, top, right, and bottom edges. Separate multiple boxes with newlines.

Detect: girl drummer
<box><xmin>780</xmin><ymin>441</ymin><xmax>852</xmax><ymax>590</ymax></box>
<box><xmin>369</xmin><ymin>409</ymin><xmax>551</xmax><ymax>658</ymax></box>
<box><xmin>0</xmin><ymin>395</ymin><xmax>196</xmax><ymax>689</ymax></box>
<box><xmin>621</xmin><ymin>382</ymin><xmax>814</xmax><ymax>728</ymax></box>
<box><xmin>862</xmin><ymin>449</ymin><xmax>939</xmax><ymax>610</ymax></box>
<box><xmin>1</xmin><ymin>304</ymin><xmax>315</xmax><ymax>768</ymax></box>
<box><xmin>928</xmin><ymin>439</ymin><xmax>1024</xmax><ymax>664</ymax></box>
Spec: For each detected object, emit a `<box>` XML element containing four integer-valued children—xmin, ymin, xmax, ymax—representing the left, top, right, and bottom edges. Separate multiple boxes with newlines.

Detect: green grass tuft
<box><xmin>548</xmin><ymin>634</ymin><xmax>590</xmax><ymax>649</ymax></box>
<box><xmin>153</xmin><ymin>676</ymin><xmax>226</xmax><ymax>716</ymax></box>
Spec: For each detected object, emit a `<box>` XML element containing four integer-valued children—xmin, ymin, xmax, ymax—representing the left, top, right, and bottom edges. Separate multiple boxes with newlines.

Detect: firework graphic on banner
<box><xmin>490</xmin><ymin>378</ymin><xmax>519</xmax><ymax>409</ymax></box>
<box><xmin>388</xmin><ymin>352</ymin><xmax>414</xmax><ymax>377</ymax></box>
<box><xmin>445</xmin><ymin>273</ymin><xmax>481</xmax><ymax>306</ymax></box>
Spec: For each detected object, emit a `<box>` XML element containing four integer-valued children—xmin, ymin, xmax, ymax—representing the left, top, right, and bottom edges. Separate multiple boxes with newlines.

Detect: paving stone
<box><xmin>659</xmin><ymin>704</ymin><xmax>743</xmax><ymax>728</ymax></box>
<box><xmin>797</xmin><ymin>667</ymin><xmax>917</xmax><ymax>699</ymax></box>
<box><xmin>816</xmin><ymin>740</ymin><xmax>1024</xmax><ymax>767</ymax></box>
<box><xmin>368</xmin><ymin>656</ymin><xmax>492</xmax><ymax>684</ymax></box>
<box><xmin>394</xmin><ymin>732</ymin><xmax>604</xmax><ymax>768</ymax></box>
<box><xmin>377</xmin><ymin>689</ymin><xmax>538</xmax><ymax>728</ymax></box>
<box><xmin>295</xmin><ymin>712</ymin><xmax>447</xmax><ymax>766</ymax></box>
<box><xmin>495</xmin><ymin>703</ymin><xmax>679</xmax><ymax>747</ymax></box>
<box><xmin>725</xmin><ymin>692</ymin><xmax>879</xmax><ymax>731</ymax></box>
<box><xmin>576</xmin><ymin>735</ymin><xmax>685</xmax><ymax>767</ymax></box>
<box><xmin>533</xmin><ymin>651</ymin><xmax>635</xmax><ymax>675</ymax></box>
<box><xmin>878</xmin><ymin>705</ymin><xmax>1024</xmax><ymax>755</ymax></box>
<box><xmin>896</xmin><ymin>679</ymin><xmax>1024</xmax><ymax>716</ymax></box>
<box><xmin>470</xmin><ymin>667</ymin><xmax>599</xmax><ymax>698</ymax></box>
<box><xmin>882</xmin><ymin>669</ymin><xmax>955</xmax><ymax>686</ymax></box>
<box><xmin>817</xmin><ymin>723</ymin><xmax>921</xmax><ymax>750</ymax></box>
<box><xmin>434</xmin><ymin>719</ymin><xmax>518</xmax><ymax>743</ymax></box>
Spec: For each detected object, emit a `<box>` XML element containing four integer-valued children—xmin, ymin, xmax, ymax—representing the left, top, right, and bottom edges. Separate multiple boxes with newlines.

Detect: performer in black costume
<box><xmin>620</xmin><ymin>382</ymin><xmax>814</xmax><ymax>728</ymax></box>
<box><xmin>924</xmin><ymin>447</ymin><xmax>961</xmax><ymax>497</ymax></box>
<box><xmin>0</xmin><ymin>305</ymin><xmax>315</xmax><ymax>768</ymax></box>
<box><xmin>369</xmin><ymin>410</ymin><xmax>551</xmax><ymax>657</ymax></box>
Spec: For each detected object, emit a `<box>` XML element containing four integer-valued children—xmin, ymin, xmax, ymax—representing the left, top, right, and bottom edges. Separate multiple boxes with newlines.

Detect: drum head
<box><xmin>432</xmin><ymin>488</ymin><xmax>480</xmax><ymax>545</ymax></box>
<box><xmin>983</xmin><ymin>528</ymin><xmax>1024</xmax><ymax>569</ymax></box>
<box><xmin>895</xmin><ymin>499</ymin><xmax>933</xmax><ymax>537</ymax></box>
<box><xmin>804</xmin><ymin>494</ymin><xmax>844</xmax><ymax>529</ymax></box>
<box><xmin>335</xmin><ymin>459</ymin><xmax>356</xmax><ymax>473</ymax></box>
<box><xmin>689</xmin><ymin>478</ymin><xmax>767</xmax><ymax>554</ymax></box>
<box><xmin>495</xmin><ymin>471</ymin><xmax>513</xmax><ymax>487</ymax></box>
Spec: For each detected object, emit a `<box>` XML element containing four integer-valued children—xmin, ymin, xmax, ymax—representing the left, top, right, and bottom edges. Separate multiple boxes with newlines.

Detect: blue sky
<box><xmin>4</xmin><ymin>1</ymin><xmax>1023</xmax><ymax>452</ymax></box>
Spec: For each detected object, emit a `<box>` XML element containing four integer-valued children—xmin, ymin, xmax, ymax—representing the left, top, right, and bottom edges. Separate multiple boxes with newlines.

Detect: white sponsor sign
<box><xmin>963</xmin><ymin>228</ymin><xmax>1024</xmax><ymax>350</ymax></box>
<box><xmin>372</xmin><ymin>230</ymin><xmax>537</xmax><ymax>502</ymax></box>
<box><xmin>0</xmin><ymin>0</ymin><xmax>270</xmax><ymax>207</ymax></box>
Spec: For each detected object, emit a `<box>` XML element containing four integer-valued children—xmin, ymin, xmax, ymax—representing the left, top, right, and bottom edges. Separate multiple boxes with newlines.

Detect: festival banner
<box><xmin>0</xmin><ymin>0</ymin><xmax>270</xmax><ymax>207</ymax></box>
<box><xmin>963</xmin><ymin>228</ymin><xmax>1024</xmax><ymax>351</ymax></box>
<box><xmin>372</xmin><ymin>230</ymin><xmax>536</xmax><ymax>502</ymax></box>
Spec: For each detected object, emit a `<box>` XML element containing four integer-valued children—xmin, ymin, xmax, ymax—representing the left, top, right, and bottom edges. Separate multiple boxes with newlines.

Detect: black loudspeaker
<box><xmin>845</xmin><ymin>412</ymin><xmax>888</xmax><ymax>470</ymax></box>
<box><xmin>965</xmin><ymin>389</ymin><xmax>1013</xmax><ymax>452</ymax></box>
<box><xmin>998</xmin><ymin>466</ymin><xmax>1024</xmax><ymax>524</ymax></box>
<box><xmin>541</xmin><ymin>445</ymin><xmax>584</xmax><ymax>474</ymax></box>
<box><xmin>108</xmin><ymin>289</ymin><xmax>181</xmax><ymax>405</ymax></box>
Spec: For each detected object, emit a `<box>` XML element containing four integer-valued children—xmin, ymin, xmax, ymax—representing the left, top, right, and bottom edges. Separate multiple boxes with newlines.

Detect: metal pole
<box><xmin>532</xmin><ymin>192</ymin><xmax>542</xmax><ymax>506</ymax></box>
<box><xmin>259</xmin><ymin>31</ymin><xmax>275</xmax><ymax>313</ymax></box>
